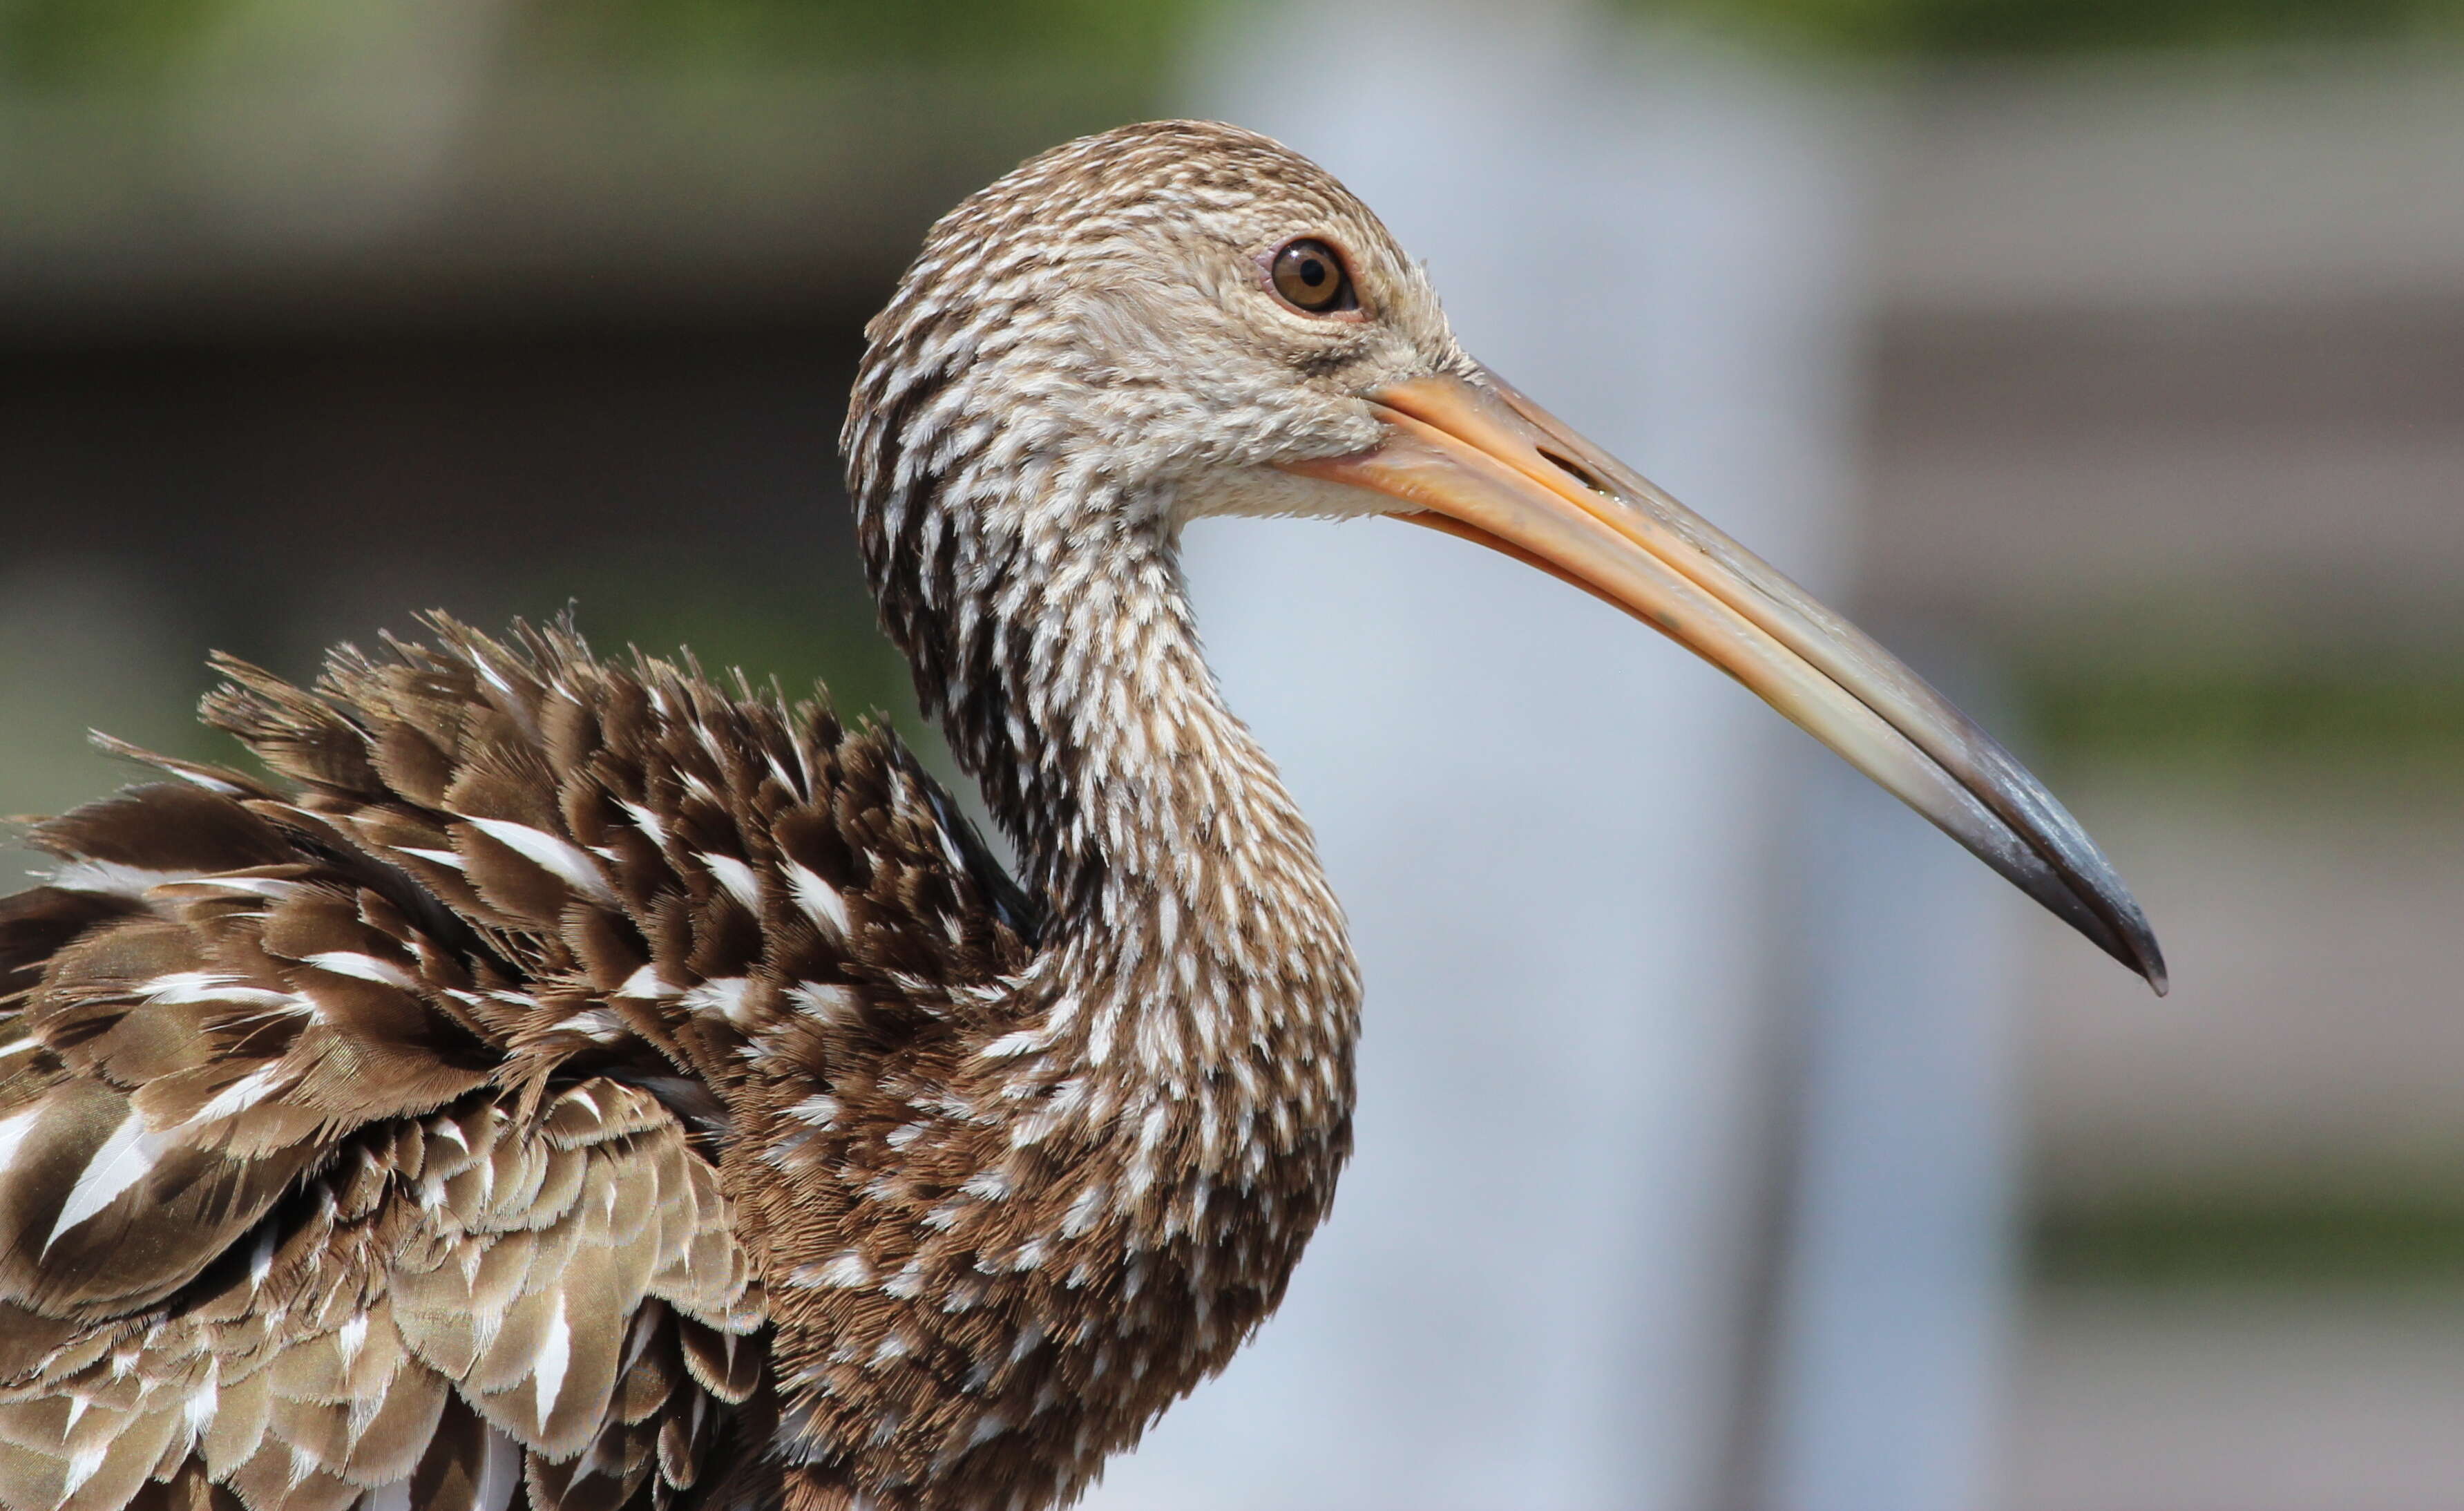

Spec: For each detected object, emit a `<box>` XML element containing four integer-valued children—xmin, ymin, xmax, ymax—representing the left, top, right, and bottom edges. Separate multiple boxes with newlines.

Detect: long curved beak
<box><xmin>1280</xmin><ymin>367</ymin><xmax>2166</xmax><ymax>993</ymax></box>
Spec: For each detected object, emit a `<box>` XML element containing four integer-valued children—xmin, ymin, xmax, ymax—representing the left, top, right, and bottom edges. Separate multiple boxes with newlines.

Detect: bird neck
<box><xmin>865</xmin><ymin>477</ymin><xmax>1360</xmax><ymax>1086</ymax></box>
<box><xmin>756</xmin><ymin>486</ymin><xmax>1363</xmax><ymax>1510</ymax></box>
<box><xmin>974</xmin><ymin>522</ymin><xmax>1340</xmax><ymax>944</ymax></box>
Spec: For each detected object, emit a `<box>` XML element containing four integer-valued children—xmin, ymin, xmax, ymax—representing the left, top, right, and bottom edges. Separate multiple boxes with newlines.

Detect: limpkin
<box><xmin>0</xmin><ymin>121</ymin><xmax>2161</xmax><ymax>1511</ymax></box>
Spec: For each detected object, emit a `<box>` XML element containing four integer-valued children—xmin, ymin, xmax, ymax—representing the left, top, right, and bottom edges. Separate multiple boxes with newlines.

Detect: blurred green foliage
<box><xmin>522</xmin><ymin>0</ymin><xmax>1201</xmax><ymax>71</ymax></box>
<box><xmin>9</xmin><ymin>0</ymin><xmax>2464</xmax><ymax>88</ymax></box>
<box><xmin>2037</xmin><ymin>1195</ymin><xmax>2464</xmax><ymax>1286</ymax></box>
<box><xmin>2021</xmin><ymin>655</ymin><xmax>2464</xmax><ymax>771</ymax></box>
<box><xmin>0</xmin><ymin>0</ymin><xmax>1206</xmax><ymax>86</ymax></box>
<box><xmin>1632</xmin><ymin>0</ymin><xmax>2464</xmax><ymax>55</ymax></box>
<box><xmin>0</xmin><ymin>0</ymin><xmax>227</xmax><ymax>83</ymax></box>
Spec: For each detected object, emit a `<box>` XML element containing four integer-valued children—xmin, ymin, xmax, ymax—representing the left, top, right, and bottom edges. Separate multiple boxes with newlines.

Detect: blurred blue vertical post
<box><xmin>1069</xmin><ymin>3</ymin><xmax>1974</xmax><ymax>1508</ymax></box>
<box><xmin>1762</xmin><ymin>644</ymin><xmax>2024</xmax><ymax>1511</ymax></box>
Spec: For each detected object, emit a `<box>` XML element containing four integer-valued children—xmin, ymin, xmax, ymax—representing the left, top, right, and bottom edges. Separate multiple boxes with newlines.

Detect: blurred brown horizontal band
<box><xmin>1861</xmin><ymin>296</ymin><xmax>2464</xmax><ymax>638</ymax></box>
<box><xmin>1875</xmin><ymin>297</ymin><xmax>2464</xmax><ymax>446</ymax></box>
<box><xmin>0</xmin><ymin>66</ymin><xmax>1161</xmax><ymax>345</ymax></box>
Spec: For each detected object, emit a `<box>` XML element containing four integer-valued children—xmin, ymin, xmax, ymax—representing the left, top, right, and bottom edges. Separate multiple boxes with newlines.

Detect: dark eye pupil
<box><xmin>1272</xmin><ymin>239</ymin><xmax>1353</xmax><ymax>314</ymax></box>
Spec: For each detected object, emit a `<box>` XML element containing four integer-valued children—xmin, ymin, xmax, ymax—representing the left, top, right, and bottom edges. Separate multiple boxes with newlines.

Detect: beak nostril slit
<box><xmin>1537</xmin><ymin>447</ymin><xmax>1612</xmax><ymax>497</ymax></box>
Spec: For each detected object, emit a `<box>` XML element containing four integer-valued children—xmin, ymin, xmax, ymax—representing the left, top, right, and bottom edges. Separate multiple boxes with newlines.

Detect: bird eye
<box><xmin>1269</xmin><ymin>238</ymin><xmax>1357</xmax><ymax>314</ymax></box>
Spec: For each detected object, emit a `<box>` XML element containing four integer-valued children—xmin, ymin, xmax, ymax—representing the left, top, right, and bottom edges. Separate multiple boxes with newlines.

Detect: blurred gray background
<box><xmin>5</xmin><ymin>0</ymin><xmax>2463</xmax><ymax>1506</ymax></box>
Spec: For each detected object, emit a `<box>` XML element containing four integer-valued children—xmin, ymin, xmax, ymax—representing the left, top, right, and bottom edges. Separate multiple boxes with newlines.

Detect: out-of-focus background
<box><xmin>4</xmin><ymin>0</ymin><xmax>2462</xmax><ymax>1507</ymax></box>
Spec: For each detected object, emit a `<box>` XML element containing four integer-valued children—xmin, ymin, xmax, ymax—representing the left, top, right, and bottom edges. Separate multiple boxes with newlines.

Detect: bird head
<box><xmin>846</xmin><ymin>120</ymin><xmax>2166</xmax><ymax>992</ymax></box>
<box><xmin>849</xmin><ymin>121</ymin><xmax>1463</xmax><ymax>514</ymax></box>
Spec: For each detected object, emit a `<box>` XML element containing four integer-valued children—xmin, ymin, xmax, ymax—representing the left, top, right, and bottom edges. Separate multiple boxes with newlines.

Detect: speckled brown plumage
<box><xmin>0</xmin><ymin>107</ymin><xmax>2173</xmax><ymax>1511</ymax></box>
<box><xmin>0</xmin><ymin>121</ymin><xmax>1429</xmax><ymax>1511</ymax></box>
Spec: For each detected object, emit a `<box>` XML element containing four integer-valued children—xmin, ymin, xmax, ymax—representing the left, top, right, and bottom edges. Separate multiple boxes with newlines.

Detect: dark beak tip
<box><xmin>2139</xmin><ymin>942</ymin><xmax>2171</xmax><ymax>998</ymax></box>
<box><xmin>2111</xmin><ymin>908</ymin><xmax>2168</xmax><ymax>996</ymax></box>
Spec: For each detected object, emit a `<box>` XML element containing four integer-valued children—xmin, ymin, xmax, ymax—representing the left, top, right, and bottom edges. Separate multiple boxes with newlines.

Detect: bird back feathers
<box><xmin>0</xmin><ymin>616</ymin><xmax>1032</xmax><ymax>1511</ymax></box>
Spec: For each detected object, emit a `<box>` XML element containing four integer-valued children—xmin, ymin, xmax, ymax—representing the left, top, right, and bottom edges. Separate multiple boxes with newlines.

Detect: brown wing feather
<box><xmin>0</xmin><ymin>616</ymin><xmax>1033</xmax><ymax>1511</ymax></box>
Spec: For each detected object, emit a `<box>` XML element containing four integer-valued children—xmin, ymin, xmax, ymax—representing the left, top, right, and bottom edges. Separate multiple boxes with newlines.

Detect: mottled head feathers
<box><xmin>847</xmin><ymin>120</ymin><xmax>1469</xmax><ymax>522</ymax></box>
